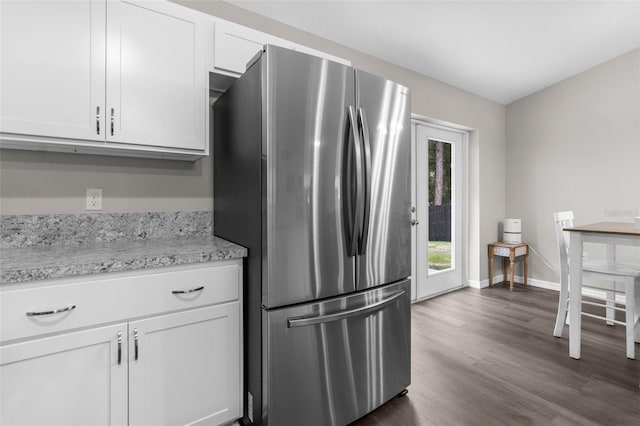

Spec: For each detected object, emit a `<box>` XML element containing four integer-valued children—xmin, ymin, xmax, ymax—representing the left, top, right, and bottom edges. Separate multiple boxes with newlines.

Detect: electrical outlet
<box><xmin>86</xmin><ymin>188</ymin><xmax>103</xmax><ymax>210</ymax></box>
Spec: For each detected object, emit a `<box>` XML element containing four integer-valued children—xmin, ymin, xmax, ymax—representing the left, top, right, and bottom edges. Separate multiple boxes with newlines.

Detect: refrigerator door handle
<box><xmin>344</xmin><ymin>106</ymin><xmax>364</xmax><ymax>256</ymax></box>
<box><xmin>357</xmin><ymin>107</ymin><xmax>372</xmax><ymax>255</ymax></box>
<box><xmin>287</xmin><ymin>289</ymin><xmax>405</xmax><ymax>328</ymax></box>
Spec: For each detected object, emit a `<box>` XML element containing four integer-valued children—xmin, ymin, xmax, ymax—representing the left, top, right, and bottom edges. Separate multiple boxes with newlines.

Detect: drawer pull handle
<box><xmin>171</xmin><ymin>286</ymin><xmax>204</xmax><ymax>295</ymax></box>
<box><xmin>133</xmin><ymin>328</ymin><xmax>139</xmax><ymax>361</ymax></box>
<box><xmin>117</xmin><ymin>331</ymin><xmax>122</xmax><ymax>365</ymax></box>
<box><xmin>26</xmin><ymin>304</ymin><xmax>76</xmax><ymax>317</ymax></box>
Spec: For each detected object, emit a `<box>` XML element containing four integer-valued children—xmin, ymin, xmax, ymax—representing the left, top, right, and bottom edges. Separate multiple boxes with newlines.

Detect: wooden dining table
<box><xmin>564</xmin><ymin>222</ymin><xmax>640</xmax><ymax>359</ymax></box>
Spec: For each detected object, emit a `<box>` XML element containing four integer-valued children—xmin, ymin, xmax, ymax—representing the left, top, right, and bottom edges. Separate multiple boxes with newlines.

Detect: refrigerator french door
<box><xmin>265</xmin><ymin>49</ymin><xmax>411</xmax><ymax>308</ymax></box>
<box><xmin>264</xmin><ymin>46</ymin><xmax>356</xmax><ymax>309</ymax></box>
<box><xmin>354</xmin><ymin>70</ymin><xmax>412</xmax><ymax>291</ymax></box>
<box><xmin>214</xmin><ymin>45</ymin><xmax>411</xmax><ymax>426</ymax></box>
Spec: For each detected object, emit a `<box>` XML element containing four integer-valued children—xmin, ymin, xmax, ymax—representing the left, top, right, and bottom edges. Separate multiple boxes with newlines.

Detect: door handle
<box><xmin>117</xmin><ymin>331</ymin><xmax>122</xmax><ymax>365</ymax></box>
<box><xmin>287</xmin><ymin>290</ymin><xmax>405</xmax><ymax>328</ymax></box>
<box><xmin>110</xmin><ymin>108</ymin><xmax>114</xmax><ymax>136</ymax></box>
<box><xmin>344</xmin><ymin>106</ymin><xmax>363</xmax><ymax>257</ymax></box>
<box><xmin>411</xmin><ymin>219</ymin><xmax>419</xmax><ymax>226</ymax></box>
<box><xmin>357</xmin><ymin>108</ymin><xmax>371</xmax><ymax>255</ymax></box>
<box><xmin>133</xmin><ymin>328</ymin><xmax>139</xmax><ymax>361</ymax></box>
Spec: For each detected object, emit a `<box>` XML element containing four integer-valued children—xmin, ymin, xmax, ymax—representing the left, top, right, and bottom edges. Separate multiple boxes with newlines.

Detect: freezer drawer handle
<box><xmin>26</xmin><ymin>304</ymin><xmax>76</xmax><ymax>317</ymax></box>
<box><xmin>287</xmin><ymin>290</ymin><xmax>405</xmax><ymax>328</ymax></box>
<box><xmin>171</xmin><ymin>286</ymin><xmax>204</xmax><ymax>294</ymax></box>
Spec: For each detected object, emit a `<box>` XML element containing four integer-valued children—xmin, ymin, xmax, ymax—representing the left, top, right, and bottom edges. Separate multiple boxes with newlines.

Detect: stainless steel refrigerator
<box><xmin>214</xmin><ymin>45</ymin><xmax>411</xmax><ymax>426</ymax></box>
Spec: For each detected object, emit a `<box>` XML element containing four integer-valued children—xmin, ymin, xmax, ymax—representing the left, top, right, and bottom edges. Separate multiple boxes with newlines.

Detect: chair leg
<box><xmin>625</xmin><ymin>277</ymin><xmax>636</xmax><ymax>359</ymax></box>
<box><xmin>635</xmin><ymin>279</ymin><xmax>640</xmax><ymax>344</ymax></box>
<box><xmin>606</xmin><ymin>280</ymin><xmax>616</xmax><ymax>326</ymax></box>
<box><xmin>605</xmin><ymin>244</ymin><xmax>616</xmax><ymax>326</ymax></box>
<box><xmin>554</xmin><ymin>274</ymin><xmax>569</xmax><ymax>337</ymax></box>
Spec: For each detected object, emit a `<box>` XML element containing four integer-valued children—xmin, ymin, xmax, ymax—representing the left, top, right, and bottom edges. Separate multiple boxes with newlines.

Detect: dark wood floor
<box><xmin>353</xmin><ymin>283</ymin><xmax>640</xmax><ymax>425</ymax></box>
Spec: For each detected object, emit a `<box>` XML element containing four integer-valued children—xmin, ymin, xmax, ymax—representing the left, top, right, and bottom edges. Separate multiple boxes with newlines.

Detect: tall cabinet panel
<box><xmin>0</xmin><ymin>324</ymin><xmax>128</xmax><ymax>426</ymax></box>
<box><xmin>0</xmin><ymin>0</ymin><xmax>106</xmax><ymax>141</ymax></box>
<box><xmin>355</xmin><ymin>70</ymin><xmax>412</xmax><ymax>290</ymax></box>
<box><xmin>106</xmin><ymin>0</ymin><xmax>208</xmax><ymax>151</ymax></box>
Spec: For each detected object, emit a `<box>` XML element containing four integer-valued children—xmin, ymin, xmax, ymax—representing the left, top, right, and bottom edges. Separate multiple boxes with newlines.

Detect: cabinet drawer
<box><xmin>0</xmin><ymin>261</ymin><xmax>241</xmax><ymax>343</ymax></box>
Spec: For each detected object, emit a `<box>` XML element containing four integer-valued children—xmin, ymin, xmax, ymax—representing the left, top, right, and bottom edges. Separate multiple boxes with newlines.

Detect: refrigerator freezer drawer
<box><xmin>264</xmin><ymin>280</ymin><xmax>411</xmax><ymax>426</ymax></box>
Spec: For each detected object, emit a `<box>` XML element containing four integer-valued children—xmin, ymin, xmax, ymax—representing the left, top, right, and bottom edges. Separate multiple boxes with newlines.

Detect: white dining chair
<box><xmin>553</xmin><ymin>211</ymin><xmax>640</xmax><ymax>359</ymax></box>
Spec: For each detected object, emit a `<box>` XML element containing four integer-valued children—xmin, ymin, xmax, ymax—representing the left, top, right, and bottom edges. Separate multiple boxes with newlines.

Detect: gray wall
<box><xmin>0</xmin><ymin>95</ymin><xmax>218</xmax><ymax>214</ymax></box>
<box><xmin>0</xmin><ymin>0</ymin><xmax>507</xmax><ymax>283</ymax></box>
<box><xmin>506</xmin><ymin>49</ymin><xmax>640</xmax><ymax>283</ymax></box>
<box><xmin>175</xmin><ymin>1</ymin><xmax>506</xmax><ymax>284</ymax></box>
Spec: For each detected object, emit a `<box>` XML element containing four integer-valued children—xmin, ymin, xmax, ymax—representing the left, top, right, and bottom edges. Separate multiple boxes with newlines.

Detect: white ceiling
<box><xmin>229</xmin><ymin>0</ymin><xmax>640</xmax><ymax>104</ymax></box>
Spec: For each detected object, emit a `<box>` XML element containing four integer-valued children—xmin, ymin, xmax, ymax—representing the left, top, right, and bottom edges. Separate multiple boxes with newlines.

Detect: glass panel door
<box><xmin>428</xmin><ymin>139</ymin><xmax>453</xmax><ymax>272</ymax></box>
<box><xmin>412</xmin><ymin>123</ymin><xmax>466</xmax><ymax>300</ymax></box>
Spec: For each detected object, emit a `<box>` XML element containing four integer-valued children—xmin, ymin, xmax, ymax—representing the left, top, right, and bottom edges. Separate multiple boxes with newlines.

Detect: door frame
<box><xmin>411</xmin><ymin>118</ymin><xmax>469</xmax><ymax>302</ymax></box>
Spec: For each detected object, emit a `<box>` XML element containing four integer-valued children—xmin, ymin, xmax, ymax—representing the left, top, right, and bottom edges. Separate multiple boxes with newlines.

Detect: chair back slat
<box><xmin>553</xmin><ymin>211</ymin><xmax>574</xmax><ymax>269</ymax></box>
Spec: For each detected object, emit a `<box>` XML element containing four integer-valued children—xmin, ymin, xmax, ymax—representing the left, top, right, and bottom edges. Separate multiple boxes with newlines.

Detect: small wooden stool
<box><xmin>488</xmin><ymin>242</ymin><xmax>529</xmax><ymax>291</ymax></box>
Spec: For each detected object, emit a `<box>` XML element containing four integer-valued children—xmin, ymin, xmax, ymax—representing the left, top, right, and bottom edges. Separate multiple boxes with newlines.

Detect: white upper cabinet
<box><xmin>0</xmin><ymin>0</ymin><xmax>106</xmax><ymax>142</ymax></box>
<box><xmin>106</xmin><ymin>0</ymin><xmax>208</xmax><ymax>151</ymax></box>
<box><xmin>213</xmin><ymin>18</ymin><xmax>291</xmax><ymax>75</ymax></box>
<box><xmin>212</xmin><ymin>18</ymin><xmax>350</xmax><ymax>77</ymax></box>
<box><xmin>0</xmin><ymin>0</ymin><xmax>211</xmax><ymax>159</ymax></box>
<box><xmin>0</xmin><ymin>1</ymin><xmax>348</xmax><ymax>159</ymax></box>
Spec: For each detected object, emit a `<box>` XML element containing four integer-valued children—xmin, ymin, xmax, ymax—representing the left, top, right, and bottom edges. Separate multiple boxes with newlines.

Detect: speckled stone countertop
<box><xmin>0</xmin><ymin>235</ymin><xmax>247</xmax><ymax>285</ymax></box>
<box><xmin>1</xmin><ymin>211</ymin><xmax>214</xmax><ymax>248</ymax></box>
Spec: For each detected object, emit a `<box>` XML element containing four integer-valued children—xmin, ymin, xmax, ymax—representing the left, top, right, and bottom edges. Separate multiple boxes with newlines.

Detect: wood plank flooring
<box><xmin>353</xmin><ymin>283</ymin><xmax>640</xmax><ymax>425</ymax></box>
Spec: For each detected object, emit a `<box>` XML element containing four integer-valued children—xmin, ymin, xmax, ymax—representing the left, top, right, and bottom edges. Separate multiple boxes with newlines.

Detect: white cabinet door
<box><xmin>0</xmin><ymin>323</ymin><xmax>128</xmax><ymax>426</ymax></box>
<box><xmin>106</xmin><ymin>0</ymin><xmax>208</xmax><ymax>151</ymax></box>
<box><xmin>0</xmin><ymin>0</ymin><xmax>106</xmax><ymax>141</ymax></box>
<box><xmin>212</xmin><ymin>18</ymin><xmax>351</xmax><ymax>77</ymax></box>
<box><xmin>214</xmin><ymin>19</ymin><xmax>282</xmax><ymax>75</ymax></box>
<box><xmin>128</xmin><ymin>303</ymin><xmax>241</xmax><ymax>426</ymax></box>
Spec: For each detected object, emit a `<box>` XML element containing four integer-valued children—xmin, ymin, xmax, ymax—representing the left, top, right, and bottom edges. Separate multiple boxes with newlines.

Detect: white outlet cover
<box><xmin>86</xmin><ymin>188</ymin><xmax>103</xmax><ymax>210</ymax></box>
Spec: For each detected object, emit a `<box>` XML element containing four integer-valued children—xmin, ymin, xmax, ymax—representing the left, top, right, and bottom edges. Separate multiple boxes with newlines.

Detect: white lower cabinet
<box><xmin>129</xmin><ymin>303</ymin><xmax>241</xmax><ymax>426</ymax></box>
<box><xmin>0</xmin><ymin>323</ymin><xmax>129</xmax><ymax>426</ymax></box>
<box><xmin>0</xmin><ymin>261</ymin><xmax>242</xmax><ymax>426</ymax></box>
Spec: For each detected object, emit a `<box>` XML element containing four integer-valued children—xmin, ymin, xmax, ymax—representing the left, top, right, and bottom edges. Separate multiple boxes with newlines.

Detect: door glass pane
<box><xmin>428</xmin><ymin>139</ymin><xmax>453</xmax><ymax>272</ymax></box>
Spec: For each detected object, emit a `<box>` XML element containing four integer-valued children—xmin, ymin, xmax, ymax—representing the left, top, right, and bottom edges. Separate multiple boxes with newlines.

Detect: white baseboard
<box><xmin>467</xmin><ymin>279</ymin><xmax>484</xmax><ymax>289</ymax></box>
<box><xmin>524</xmin><ymin>277</ymin><xmax>559</xmax><ymax>291</ymax></box>
<box><xmin>469</xmin><ymin>275</ymin><xmax>551</xmax><ymax>290</ymax></box>
<box><xmin>468</xmin><ymin>275</ymin><xmax>506</xmax><ymax>289</ymax></box>
<box><xmin>473</xmin><ymin>275</ymin><xmax>626</xmax><ymax>303</ymax></box>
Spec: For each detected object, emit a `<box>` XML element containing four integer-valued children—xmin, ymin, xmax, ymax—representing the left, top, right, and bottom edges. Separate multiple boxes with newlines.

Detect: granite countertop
<box><xmin>0</xmin><ymin>236</ymin><xmax>247</xmax><ymax>285</ymax></box>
